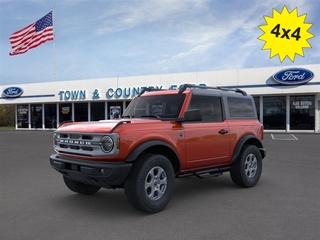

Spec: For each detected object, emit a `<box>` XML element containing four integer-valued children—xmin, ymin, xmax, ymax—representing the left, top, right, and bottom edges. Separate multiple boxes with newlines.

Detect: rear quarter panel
<box><xmin>225</xmin><ymin>119</ymin><xmax>263</xmax><ymax>156</ymax></box>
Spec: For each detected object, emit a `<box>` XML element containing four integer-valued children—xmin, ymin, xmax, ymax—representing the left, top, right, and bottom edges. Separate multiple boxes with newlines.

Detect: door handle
<box><xmin>218</xmin><ymin>129</ymin><xmax>229</xmax><ymax>135</ymax></box>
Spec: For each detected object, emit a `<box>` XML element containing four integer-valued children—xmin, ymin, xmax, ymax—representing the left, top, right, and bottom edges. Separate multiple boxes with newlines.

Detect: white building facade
<box><xmin>1</xmin><ymin>64</ymin><xmax>319</xmax><ymax>132</ymax></box>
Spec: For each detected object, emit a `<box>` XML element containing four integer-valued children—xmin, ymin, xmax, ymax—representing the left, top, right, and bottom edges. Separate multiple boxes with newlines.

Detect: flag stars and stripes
<box><xmin>35</xmin><ymin>12</ymin><xmax>53</xmax><ymax>32</ymax></box>
<box><xmin>9</xmin><ymin>11</ymin><xmax>54</xmax><ymax>56</ymax></box>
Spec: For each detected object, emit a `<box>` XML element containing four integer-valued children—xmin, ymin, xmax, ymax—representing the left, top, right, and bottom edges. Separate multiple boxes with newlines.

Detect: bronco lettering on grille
<box><xmin>59</xmin><ymin>139</ymin><xmax>91</xmax><ymax>145</ymax></box>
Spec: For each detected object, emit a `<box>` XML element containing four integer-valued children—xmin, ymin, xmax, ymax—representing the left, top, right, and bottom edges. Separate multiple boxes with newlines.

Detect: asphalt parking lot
<box><xmin>1</xmin><ymin>131</ymin><xmax>320</xmax><ymax>240</ymax></box>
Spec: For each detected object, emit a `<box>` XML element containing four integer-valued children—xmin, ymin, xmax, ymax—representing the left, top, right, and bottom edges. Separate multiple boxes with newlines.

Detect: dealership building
<box><xmin>1</xmin><ymin>63</ymin><xmax>319</xmax><ymax>133</ymax></box>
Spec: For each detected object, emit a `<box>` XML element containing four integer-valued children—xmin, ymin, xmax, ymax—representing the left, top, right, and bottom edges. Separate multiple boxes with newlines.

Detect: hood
<box><xmin>56</xmin><ymin>118</ymin><xmax>163</xmax><ymax>133</ymax></box>
<box><xmin>57</xmin><ymin>120</ymin><xmax>123</xmax><ymax>133</ymax></box>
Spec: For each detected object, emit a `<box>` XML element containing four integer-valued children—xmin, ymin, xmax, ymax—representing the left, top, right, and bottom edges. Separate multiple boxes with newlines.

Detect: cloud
<box><xmin>153</xmin><ymin>42</ymin><xmax>215</xmax><ymax>70</ymax></box>
<box><xmin>93</xmin><ymin>0</ymin><xmax>209</xmax><ymax>35</ymax></box>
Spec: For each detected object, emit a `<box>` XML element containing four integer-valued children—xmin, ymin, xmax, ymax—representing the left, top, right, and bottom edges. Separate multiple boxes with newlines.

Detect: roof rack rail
<box><xmin>138</xmin><ymin>87</ymin><xmax>165</xmax><ymax>97</ymax></box>
<box><xmin>178</xmin><ymin>84</ymin><xmax>247</xmax><ymax>96</ymax></box>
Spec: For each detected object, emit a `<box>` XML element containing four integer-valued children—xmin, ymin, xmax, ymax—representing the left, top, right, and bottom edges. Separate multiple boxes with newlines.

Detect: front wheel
<box><xmin>63</xmin><ymin>175</ymin><xmax>101</xmax><ymax>195</ymax></box>
<box><xmin>230</xmin><ymin>145</ymin><xmax>262</xmax><ymax>188</ymax></box>
<box><xmin>124</xmin><ymin>154</ymin><xmax>175</xmax><ymax>213</ymax></box>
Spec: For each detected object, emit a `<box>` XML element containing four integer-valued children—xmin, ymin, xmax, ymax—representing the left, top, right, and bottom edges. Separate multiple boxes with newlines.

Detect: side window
<box><xmin>188</xmin><ymin>95</ymin><xmax>223</xmax><ymax>122</ymax></box>
<box><xmin>227</xmin><ymin>97</ymin><xmax>255</xmax><ymax>118</ymax></box>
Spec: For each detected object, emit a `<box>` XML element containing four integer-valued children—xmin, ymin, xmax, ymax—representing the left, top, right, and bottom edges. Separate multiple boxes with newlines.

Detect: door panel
<box><xmin>183</xmin><ymin>121</ymin><xmax>230</xmax><ymax>170</ymax></box>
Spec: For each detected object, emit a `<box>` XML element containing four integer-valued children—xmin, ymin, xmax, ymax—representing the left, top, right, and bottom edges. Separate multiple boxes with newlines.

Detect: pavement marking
<box><xmin>271</xmin><ymin>134</ymin><xmax>298</xmax><ymax>140</ymax></box>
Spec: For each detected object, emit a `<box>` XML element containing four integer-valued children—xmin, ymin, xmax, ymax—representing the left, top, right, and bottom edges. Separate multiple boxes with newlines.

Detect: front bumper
<box><xmin>50</xmin><ymin>154</ymin><xmax>132</xmax><ymax>189</ymax></box>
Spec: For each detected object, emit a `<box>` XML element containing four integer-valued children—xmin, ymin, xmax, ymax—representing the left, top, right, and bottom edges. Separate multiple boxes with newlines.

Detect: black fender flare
<box><xmin>124</xmin><ymin>140</ymin><xmax>181</xmax><ymax>170</ymax></box>
<box><xmin>231</xmin><ymin>135</ymin><xmax>265</xmax><ymax>163</ymax></box>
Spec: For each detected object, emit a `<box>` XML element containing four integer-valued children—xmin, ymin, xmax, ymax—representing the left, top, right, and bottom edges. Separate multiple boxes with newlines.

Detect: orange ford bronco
<box><xmin>50</xmin><ymin>84</ymin><xmax>266</xmax><ymax>213</ymax></box>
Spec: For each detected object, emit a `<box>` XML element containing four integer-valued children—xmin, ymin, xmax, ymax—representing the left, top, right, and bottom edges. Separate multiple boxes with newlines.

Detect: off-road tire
<box><xmin>63</xmin><ymin>175</ymin><xmax>101</xmax><ymax>195</ymax></box>
<box><xmin>124</xmin><ymin>154</ymin><xmax>175</xmax><ymax>213</ymax></box>
<box><xmin>230</xmin><ymin>145</ymin><xmax>262</xmax><ymax>188</ymax></box>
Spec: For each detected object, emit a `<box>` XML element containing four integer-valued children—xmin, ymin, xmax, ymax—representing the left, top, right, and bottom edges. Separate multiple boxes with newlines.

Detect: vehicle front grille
<box><xmin>54</xmin><ymin>132</ymin><xmax>119</xmax><ymax>157</ymax></box>
<box><xmin>54</xmin><ymin>132</ymin><xmax>103</xmax><ymax>156</ymax></box>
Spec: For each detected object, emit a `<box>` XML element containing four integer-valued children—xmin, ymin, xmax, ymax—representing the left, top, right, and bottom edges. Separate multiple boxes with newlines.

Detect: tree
<box><xmin>0</xmin><ymin>105</ymin><xmax>15</xmax><ymax>126</ymax></box>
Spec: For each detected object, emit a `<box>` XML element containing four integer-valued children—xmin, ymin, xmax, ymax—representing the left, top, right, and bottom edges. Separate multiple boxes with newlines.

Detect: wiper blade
<box><xmin>122</xmin><ymin>115</ymin><xmax>134</xmax><ymax>118</ymax></box>
<box><xmin>140</xmin><ymin>114</ymin><xmax>161</xmax><ymax>119</ymax></box>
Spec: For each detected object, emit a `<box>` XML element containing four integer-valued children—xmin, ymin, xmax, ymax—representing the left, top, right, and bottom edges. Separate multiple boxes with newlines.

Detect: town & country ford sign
<box><xmin>273</xmin><ymin>68</ymin><xmax>314</xmax><ymax>85</ymax></box>
<box><xmin>2</xmin><ymin>87</ymin><xmax>24</xmax><ymax>98</ymax></box>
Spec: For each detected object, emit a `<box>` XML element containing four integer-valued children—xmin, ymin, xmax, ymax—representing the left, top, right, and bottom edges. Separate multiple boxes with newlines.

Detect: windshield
<box><xmin>123</xmin><ymin>94</ymin><xmax>186</xmax><ymax>118</ymax></box>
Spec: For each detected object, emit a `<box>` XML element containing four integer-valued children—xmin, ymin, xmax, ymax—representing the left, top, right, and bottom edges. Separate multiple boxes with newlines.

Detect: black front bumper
<box><xmin>50</xmin><ymin>154</ymin><xmax>132</xmax><ymax>189</ymax></box>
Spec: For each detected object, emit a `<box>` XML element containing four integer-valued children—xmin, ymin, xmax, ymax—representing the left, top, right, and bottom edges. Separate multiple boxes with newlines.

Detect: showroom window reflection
<box><xmin>263</xmin><ymin>96</ymin><xmax>286</xmax><ymax>130</ymax></box>
<box><xmin>290</xmin><ymin>95</ymin><xmax>315</xmax><ymax>130</ymax></box>
<box><xmin>17</xmin><ymin>105</ymin><xmax>28</xmax><ymax>128</ymax></box>
<box><xmin>31</xmin><ymin>104</ymin><xmax>42</xmax><ymax>129</ymax></box>
<box><xmin>59</xmin><ymin>103</ymin><xmax>72</xmax><ymax>124</ymax></box>
<box><xmin>45</xmin><ymin>104</ymin><xmax>57</xmax><ymax>128</ymax></box>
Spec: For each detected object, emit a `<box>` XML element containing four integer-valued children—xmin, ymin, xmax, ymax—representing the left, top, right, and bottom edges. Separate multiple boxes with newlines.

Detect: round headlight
<box><xmin>100</xmin><ymin>136</ymin><xmax>114</xmax><ymax>153</ymax></box>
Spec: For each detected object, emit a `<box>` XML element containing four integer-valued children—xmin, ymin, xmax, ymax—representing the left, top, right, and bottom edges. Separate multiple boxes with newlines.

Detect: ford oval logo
<box><xmin>273</xmin><ymin>68</ymin><xmax>314</xmax><ymax>85</ymax></box>
<box><xmin>2</xmin><ymin>87</ymin><xmax>24</xmax><ymax>98</ymax></box>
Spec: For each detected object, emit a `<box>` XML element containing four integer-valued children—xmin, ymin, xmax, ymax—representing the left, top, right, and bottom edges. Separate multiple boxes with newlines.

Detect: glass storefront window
<box><xmin>253</xmin><ymin>97</ymin><xmax>260</xmax><ymax>121</ymax></box>
<box><xmin>263</xmin><ymin>96</ymin><xmax>286</xmax><ymax>130</ymax></box>
<box><xmin>59</xmin><ymin>103</ymin><xmax>72</xmax><ymax>124</ymax></box>
<box><xmin>17</xmin><ymin>105</ymin><xmax>29</xmax><ymax>128</ymax></box>
<box><xmin>31</xmin><ymin>104</ymin><xmax>43</xmax><ymax>128</ymax></box>
<box><xmin>108</xmin><ymin>102</ymin><xmax>122</xmax><ymax>119</ymax></box>
<box><xmin>290</xmin><ymin>95</ymin><xmax>315</xmax><ymax>130</ymax></box>
<box><xmin>91</xmin><ymin>102</ymin><xmax>105</xmax><ymax>121</ymax></box>
<box><xmin>75</xmin><ymin>103</ymin><xmax>88</xmax><ymax>122</ymax></box>
<box><xmin>45</xmin><ymin>104</ymin><xmax>57</xmax><ymax>128</ymax></box>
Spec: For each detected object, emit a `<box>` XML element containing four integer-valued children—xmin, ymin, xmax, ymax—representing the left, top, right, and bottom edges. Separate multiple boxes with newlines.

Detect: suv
<box><xmin>50</xmin><ymin>84</ymin><xmax>266</xmax><ymax>213</ymax></box>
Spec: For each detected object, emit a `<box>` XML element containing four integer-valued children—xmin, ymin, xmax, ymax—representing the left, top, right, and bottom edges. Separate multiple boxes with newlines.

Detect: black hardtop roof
<box><xmin>178</xmin><ymin>84</ymin><xmax>247</xmax><ymax>96</ymax></box>
<box><xmin>138</xmin><ymin>84</ymin><xmax>247</xmax><ymax>97</ymax></box>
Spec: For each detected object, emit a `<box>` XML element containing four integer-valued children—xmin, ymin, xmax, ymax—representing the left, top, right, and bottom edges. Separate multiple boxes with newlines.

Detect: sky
<box><xmin>0</xmin><ymin>0</ymin><xmax>319</xmax><ymax>85</ymax></box>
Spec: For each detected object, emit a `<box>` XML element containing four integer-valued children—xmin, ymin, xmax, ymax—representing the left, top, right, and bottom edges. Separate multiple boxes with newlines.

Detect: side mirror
<box><xmin>182</xmin><ymin>109</ymin><xmax>202</xmax><ymax>122</ymax></box>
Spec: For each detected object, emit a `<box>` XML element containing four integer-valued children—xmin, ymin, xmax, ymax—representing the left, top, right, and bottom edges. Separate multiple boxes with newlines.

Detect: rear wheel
<box><xmin>63</xmin><ymin>175</ymin><xmax>101</xmax><ymax>195</ymax></box>
<box><xmin>230</xmin><ymin>145</ymin><xmax>262</xmax><ymax>187</ymax></box>
<box><xmin>124</xmin><ymin>154</ymin><xmax>175</xmax><ymax>213</ymax></box>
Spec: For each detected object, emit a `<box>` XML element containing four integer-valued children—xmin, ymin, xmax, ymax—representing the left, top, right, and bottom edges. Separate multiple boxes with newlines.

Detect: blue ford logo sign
<box><xmin>2</xmin><ymin>87</ymin><xmax>24</xmax><ymax>98</ymax></box>
<box><xmin>273</xmin><ymin>68</ymin><xmax>314</xmax><ymax>85</ymax></box>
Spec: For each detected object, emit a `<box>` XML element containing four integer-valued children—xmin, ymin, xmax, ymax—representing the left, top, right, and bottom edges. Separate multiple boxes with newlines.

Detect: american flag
<box><xmin>9</xmin><ymin>11</ymin><xmax>54</xmax><ymax>56</ymax></box>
